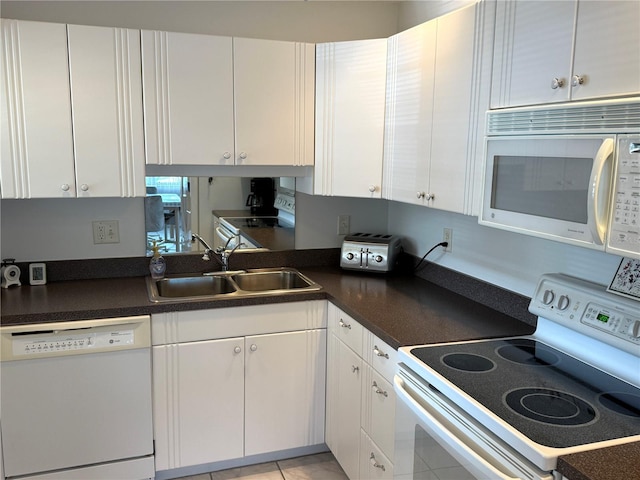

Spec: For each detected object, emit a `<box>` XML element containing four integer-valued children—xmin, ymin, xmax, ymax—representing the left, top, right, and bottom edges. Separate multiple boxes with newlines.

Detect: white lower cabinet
<box><xmin>326</xmin><ymin>303</ymin><xmax>397</xmax><ymax>480</ymax></box>
<box><xmin>152</xmin><ymin>301</ymin><xmax>327</xmax><ymax>472</ymax></box>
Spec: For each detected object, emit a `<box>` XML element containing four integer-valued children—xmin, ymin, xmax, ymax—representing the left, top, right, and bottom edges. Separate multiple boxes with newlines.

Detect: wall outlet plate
<box><xmin>92</xmin><ymin>220</ymin><xmax>120</xmax><ymax>244</ymax></box>
<box><xmin>338</xmin><ymin>214</ymin><xmax>350</xmax><ymax>235</ymax></box>
<box><xmin>443</xmin><ymin>228</ymin><xmax>453</xmax><ymax>252</ymax></box>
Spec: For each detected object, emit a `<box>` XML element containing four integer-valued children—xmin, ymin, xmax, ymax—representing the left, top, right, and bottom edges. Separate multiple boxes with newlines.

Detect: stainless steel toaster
<box><xmin>340</xmin><ymin>233</ymin><xmax>403</xmax><ymax>273</ymax></box>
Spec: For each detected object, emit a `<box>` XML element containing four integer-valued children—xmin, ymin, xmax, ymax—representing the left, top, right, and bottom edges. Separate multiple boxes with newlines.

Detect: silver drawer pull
<box><xmin>373</xmin><ymin>345</ymin><xmax>389</xmax><ymax>359</ymax></box>
<box><xmin>351</xmin><ymin>365</ymin><xmax>359</xmax><ymax>373</ymax></box>
<box><xmin>339</xmin><ymin>319</ymin><xmax>351</xmax><ymax>329</ymax></box>
<box><xmin>369</xmin><ymin>453</ymin><xmax>386</xmax><ymax>471</ymax></box>
<box><xmin>372</xmin><ymin>381</ymin><xmax>388</xmax><ymax>397</ymax></box>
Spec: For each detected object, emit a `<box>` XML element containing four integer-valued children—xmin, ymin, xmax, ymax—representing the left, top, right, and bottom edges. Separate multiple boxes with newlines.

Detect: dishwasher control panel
<box><xmin>12</xmin><ymin>329</ymin><xmax>135</xmax><ymax>356</ymax></box>
<box><xmin>0</xmin><ymin>316</ymin><xmax>151</xmax><ymax>361</ymax></box>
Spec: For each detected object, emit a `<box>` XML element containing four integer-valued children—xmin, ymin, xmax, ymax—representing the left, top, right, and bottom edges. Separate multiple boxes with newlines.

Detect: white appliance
<box><xmin>394</xmin><ymin>273</ymin><xmax>640</xmax><ymax>480</ymax></box>
<box><xmin>0</xmin><ymin>316</ymin><xmax>154</xmax><ymax>480</ymax></box>
<box><xmin>216</xmin><ymin>190</ymin><xmax>295</xmax><ymax>251</ymax></box>
<box><xmin>480</xmin><ymin>98</ymin><xmax>640</xmax><ymax>259</ymax></box>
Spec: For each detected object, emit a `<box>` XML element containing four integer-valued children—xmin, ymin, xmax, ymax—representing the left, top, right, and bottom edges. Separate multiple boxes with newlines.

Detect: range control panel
<box><xmin>530</xmin><ymin>274</ymin><xmax>640</xmax><ymax>353</ymax></box>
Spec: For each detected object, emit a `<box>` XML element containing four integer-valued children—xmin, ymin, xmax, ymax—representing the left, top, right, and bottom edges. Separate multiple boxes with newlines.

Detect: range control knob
<box><xmin>374</xmin><ymin>255</ymin><xmax>383</xmax><ymax>263</ymax></box>
<box><xmin>542</xmin><ymin>289</ymin><xmax>555</xmax><ymax>305</ymax></box>
<box><xmin>557</xmin><ymin>295</ymin><xmax>570</xmax><ymax>311</ymax></box>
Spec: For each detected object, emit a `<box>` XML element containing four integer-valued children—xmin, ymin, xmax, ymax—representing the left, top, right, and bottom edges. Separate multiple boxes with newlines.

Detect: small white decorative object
<box><xmin>1</xmin><ymin>259</ymin><xmax>21</xmax><ymax>288</ymax></box>
<box><xmin>608</xmin><ymin>257</ymin><xmax>640</xmax><ymax>301</ymax></box>
<box><xmin>29</xmin><ymin>263</ymin><xmax>47</xmax><ymax>285</ymax></box>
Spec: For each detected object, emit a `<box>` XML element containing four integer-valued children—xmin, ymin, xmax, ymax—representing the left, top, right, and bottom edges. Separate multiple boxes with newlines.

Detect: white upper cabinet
<box><xmin>142</xmin><ymin>34</ymin><xmax>314</xmax><ymax>167</ymax></box>
<box><xmin>67</xmin><ymin>24</ymin><xmax>145</xmax><ymax>197</ymax></box>
<box><xmin>384</xmin><ymin>2</ymin><xmax>491</xmax><ymax>214</ymax></box>
<box><xmin>1</xmin><ymin>19</ymin><xmax>75</xmax><ymax>198</ymax></box>
<box><xmin>491</xmin><ymin>0</ymin><xmax>640</xmax><ymax>108</ymax></box>
<box><xmin>315</xmin><ymin>39</ymin><xmax>387</xmax><ymax>198</ymax></box>
<box><xmin>233</xmin><ymin>37</ymin><xmax>315</xmax><ymax>166</ymax></box>
<box><xmin>1</xmin><ymin>20</ymin><xmax>145</xmax><ymax>199</ymax></box>
<box><xmin>141</xmin><ymin>31</ymin><xmax>235</xmax><ymax>166</ymax></box>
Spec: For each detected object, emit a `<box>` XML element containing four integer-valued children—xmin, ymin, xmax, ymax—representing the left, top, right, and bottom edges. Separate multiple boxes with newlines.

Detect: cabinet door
<box><xmin>571</xmin><ymin>1</ymin><xmax>640</xmax><ymax>101</ymax></box>
<box><xmin>429</xmin><ymin>3</ymin><xmax>478</xmax><ymax>214</ymax></box>
<box><xmin>244</xmin><ymin>329</ymin><xmax>326</xmax><ymax>456</ymax></box>
<box><xmin>315</xmin><ymin>39</ymin><xmax>387</xmax><ymax>198</ymax></box>
<box><xmin>383</xmin><ymin>20</ymin><xmax>436</xmax><ymax>205</ymax></box>
<box><xmin>326</xmin><ymin>334</ymin><xmax>363</xmax><ymax>480</ymax></box>
<box><xmin>1</xmin><ymin>19</ymin><xmax>75</xmax><ymax>198</ymax></box>
<box><xmin>234</xmin><ymin>37</ymin><xmax>315</xmax><ymax>166</ymax></box>
<box><xmin>67</xmin><ymin>25</ymin><xmax>145</xmax><ymax>197</ymax></box>
<box><xmin>491</xmin><ymin>0</ymin><xmax>576</xmax><ymax>108</ymax></box>
<box><xmin>152</xmin><ymin>338</ymin><xmax>244</xmax><ymax>470</ymax></box>
<box><xmin>142</xmin><ymin>30</ymin><xmax>234</xmax><ymax>165</ymax></box>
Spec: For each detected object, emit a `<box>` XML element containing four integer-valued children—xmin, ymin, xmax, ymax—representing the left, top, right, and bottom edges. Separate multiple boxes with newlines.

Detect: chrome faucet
<box><xmin>219</xmin><ymin>241</ymin><xmax>246</xmax><ymax>271</ymax></box>
<box><xmin>191</xmin><ymin>233</ymin><xmax>245</xmax><ymax>271</ymax></box>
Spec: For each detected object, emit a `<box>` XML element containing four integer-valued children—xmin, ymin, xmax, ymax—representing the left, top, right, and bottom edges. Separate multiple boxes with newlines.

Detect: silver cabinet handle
<box><xmin>339</xmin><ymin>319</ymin><xmax>351</xmax><ymax>329</ymax></box>
<box><xmin>351</xmin><ymin>365</ymin><xmax>359</xmax><ymax>373</ymax></box>
<box><xmin>572</xmin><ymin>74</ymin><xmax>585</xmax><ymax>87</ymax></box>
<box><xmin>223</xmin><ymin>152</ymin><xmax>231</xmax><ymax>160</ymax></box>
<box><xmin>234</xmin><ymin>346</ymin><xmax>241</xmax><ymax>354</ymax></box>
<box><xmin>61</xmin><ymin>184</ymin><xmax>70</xmax><ymax>192</ymax></box>
<box><xmin>373</xmin><ymin>345</ymin><xmax>389</xmax><ymax>359</ymax></box>
<box><xmin>372</xmin><ymin>381</ymin><xmax>388</xmax><ymax>397</ymax></box>
<box><xmin>551</xmin><ymin>77</ymin><xmax>565</xmax><ymax>89</ymax></box>
<box><xmin>369</xmin><ymin>453</ymin><xmax>386</xmax><ymax>471</ymax></box>
<box><xmin>80</xmin><ymin>184</ymin><xmax>89</xmax><ymax>191</ymax></box>
<box><xmin>250</xmin><ymin>344</ymin><xmax>257</xmax><ymax>352</ymax></box>
<box><xmin>239</xmin><ymin>152</ymin><xmax>247</xmax><ymax>160</ymax></box>
<box><xmin>368</xmin><ymin>185</ymin><xmax>377</xmax><ymax>193</ymax></box>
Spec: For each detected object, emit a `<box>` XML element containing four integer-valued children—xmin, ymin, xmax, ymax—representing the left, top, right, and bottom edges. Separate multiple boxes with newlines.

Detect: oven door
<box><xmin>393</xmin><ymin>366</ymin><xmax>554</xmax><ymax>480</ymax></box>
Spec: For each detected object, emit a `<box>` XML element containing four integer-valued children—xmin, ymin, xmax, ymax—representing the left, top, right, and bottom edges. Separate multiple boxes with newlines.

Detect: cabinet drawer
<box><xmin>361</xmin><ymin>364</ymin><xmax>395</xmax><ymax>461</ymax></box>
<box><xmin>360</xmin><ymin>429</ymin><xmax>393</xmax><ymax>480</ymax></box>
<box><xmin>365</xmin><ymin>333</ymin><xmax>398</xmax><ymax>384</ymax></box>
<box><xmin>328</xmin><ymin>303</ymin><xmax>364</xmax><ymax>357</ymax></box>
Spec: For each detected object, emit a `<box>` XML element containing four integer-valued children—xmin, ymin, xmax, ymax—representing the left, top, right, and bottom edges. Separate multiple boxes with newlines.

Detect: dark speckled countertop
<box><xmin>1</xmin><ymin>252</ymin><xmax>636</xmax><ymax>480</ymax></box>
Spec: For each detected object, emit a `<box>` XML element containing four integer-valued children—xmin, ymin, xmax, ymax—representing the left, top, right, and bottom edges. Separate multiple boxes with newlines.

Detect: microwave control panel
<box><xmin>608</xmin><ymin>135</ymin><xmax>640</xmax><ymax>259</ymax></box>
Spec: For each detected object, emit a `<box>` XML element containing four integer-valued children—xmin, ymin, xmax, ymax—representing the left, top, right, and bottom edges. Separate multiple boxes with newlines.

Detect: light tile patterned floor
<box><xmin>176</xmin><ymin>453</ymin><xmax>349</xmax><ymax>480</ymax></box>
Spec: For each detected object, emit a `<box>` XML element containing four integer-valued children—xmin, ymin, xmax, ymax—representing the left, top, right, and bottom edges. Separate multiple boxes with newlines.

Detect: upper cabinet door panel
<box><xmin>571</xmin><ymin>1</ymin><xmax>640</xmax><ymax>101</ymax></box>
<box><xmin>491</xmin><ymin>0</ymin><xmax>576</xmax><ymax>108</ymax></box>
<box><xmin>315</xmin><ymin>39</ymin><xmax>387</xmax><ymax>198</ymax></box>
<box><xmin>234</xmin><ymin>38</ymin><xmax>315</xmax><ymax>166</ymax></box>
<box><xmin>68</xmin><ymin>25</ymin><xmax>145</xmax><ymax>197</ymax></box>
<box><xmin>1</xmin><ymin>19</ymin><xmax>75</xmax><ymax>198</ymax></box>
<box><xmin>142</xmin><ymin>30</ymin><xmax>234</xmax><ymax>166</ymax></box>
<box><xmin>383</xmin><ymin>21</ymin><xmax>437</xmax><ymax>205</ymax></box>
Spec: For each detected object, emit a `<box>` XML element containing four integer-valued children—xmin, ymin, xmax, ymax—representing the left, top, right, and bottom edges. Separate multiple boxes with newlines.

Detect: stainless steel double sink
<box><xmin>147</xmin><ymin>267</ymin><xmax>322</xmax><ymax>302</ymax></box>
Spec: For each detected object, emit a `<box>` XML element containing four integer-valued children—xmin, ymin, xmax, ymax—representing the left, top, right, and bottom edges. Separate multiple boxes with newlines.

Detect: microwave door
<box><xmin>480</xmin><ymin>136</ymin><xmax>615</xmax><ymax>249</ymax></box>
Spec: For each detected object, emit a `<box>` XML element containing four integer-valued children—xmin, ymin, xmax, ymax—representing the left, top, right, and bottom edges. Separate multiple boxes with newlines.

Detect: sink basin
<box><xmin>232</xmin><ymin>269</ymin><xmax>318</xmax><ymax>292</ymax></box>
<box><xmin>154</xmin><ymin>274</ymin><xmax>236</xmax><ymax>298</ymax></box>
<box><xmin>147</xmin><ymin>268</ymin><xmax>321</xmax><ymax>302</ymax></box>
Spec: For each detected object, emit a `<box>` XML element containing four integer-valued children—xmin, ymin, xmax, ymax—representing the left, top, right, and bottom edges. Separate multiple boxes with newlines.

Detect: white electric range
<box><xmin>394</xmin><ymin>273</ymin><xmax>640</xmax><ymax>480</ymax></box>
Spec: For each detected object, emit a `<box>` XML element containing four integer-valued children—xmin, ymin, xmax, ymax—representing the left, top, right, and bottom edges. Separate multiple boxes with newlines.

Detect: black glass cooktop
<box><xmin>410</xmin><ymin>338</ymin><xmax>640</xmax><ymax>448</ymax></box>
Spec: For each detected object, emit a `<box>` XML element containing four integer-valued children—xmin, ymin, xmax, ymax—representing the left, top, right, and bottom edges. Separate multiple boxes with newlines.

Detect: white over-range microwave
<box><xmin>480</xmin><ymin>98</ymin><xmax>640</xmax><ymax>259</ymax></box>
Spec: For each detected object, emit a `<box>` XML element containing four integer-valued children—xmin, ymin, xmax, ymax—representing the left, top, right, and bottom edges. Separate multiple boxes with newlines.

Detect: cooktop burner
<box><xmin>504</xmin><ymin>388</ymin><xmax>597</xmax><ymax>426</ymax></box>
<box><xmin>410</xmin><ymin>338</ymin><xmax>640</xmax><ymax>448</ymax></box>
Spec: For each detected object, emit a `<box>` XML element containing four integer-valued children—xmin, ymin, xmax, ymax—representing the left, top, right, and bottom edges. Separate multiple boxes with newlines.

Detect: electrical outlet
<box><xmin>337</xmin><ymin>214</ymin><xmax>350</xmax><ymax>235</ymax></box>
<box><xmin>92</xmin><ymin>220</ymin><xmax>120</xmax><ymax>244</ymax></box>
<box><xmin>443</xmin><ymin>228</ymin><xmax>453</xmax><ymax>252</ymax></box>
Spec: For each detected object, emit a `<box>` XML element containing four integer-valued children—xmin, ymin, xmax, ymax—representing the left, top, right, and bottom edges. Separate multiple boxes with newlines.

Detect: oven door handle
<box><xmin>216</xmin><ymin>226</ymin><xmax>235</xmax><ymax>242</ymax></box>
<box><xmin>394</xmin><ymin>374</ymin><xmax>551</xmax><ymax>480</ymax></box>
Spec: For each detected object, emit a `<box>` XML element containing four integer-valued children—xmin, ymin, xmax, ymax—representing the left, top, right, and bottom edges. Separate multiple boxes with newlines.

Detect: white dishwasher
<box><xmin>0</xmin><ymin>316</ymin><xmax>154</xmax><ymax>480</ymax></box>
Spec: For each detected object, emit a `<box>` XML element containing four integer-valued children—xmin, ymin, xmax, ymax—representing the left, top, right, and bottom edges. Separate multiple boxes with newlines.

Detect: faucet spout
<box><xmin>191</xmin><ymin>233</ymin><xmax>216</xmax><ymax>261</ymax></box>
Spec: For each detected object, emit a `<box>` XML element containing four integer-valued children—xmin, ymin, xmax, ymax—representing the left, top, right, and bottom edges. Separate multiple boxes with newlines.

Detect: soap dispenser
<box><xmin>149</xmin><ymin>241</ymin><xmax>166</xmax><ymax>279</ymax></box>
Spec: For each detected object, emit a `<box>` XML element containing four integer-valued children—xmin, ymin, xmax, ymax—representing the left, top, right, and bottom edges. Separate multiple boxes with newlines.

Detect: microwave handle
<box><xmin>588</xmin><ymin>138</ymin><xmax>615</xmax><ymax>246</ymax></box>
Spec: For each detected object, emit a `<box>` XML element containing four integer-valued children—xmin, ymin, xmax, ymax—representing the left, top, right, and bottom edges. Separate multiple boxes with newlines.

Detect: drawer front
<box><xmin>328</xmin><ymin>303</ymin><xmax>363</xmax><ymax>357</ymax></box>
<box><xmin>360</xmin><ymin>429</ymin><xmax>393</xmax><ymax>480</ymax></box>
<box><xmin>366</xmin><ymin>334</ymin><xmax>398</xmax><ymax>384</ymax></box>
<box><xmin>361</xmin><ymin>364</ymin><xmax>395</xmax><ymax>460</ymax></box>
